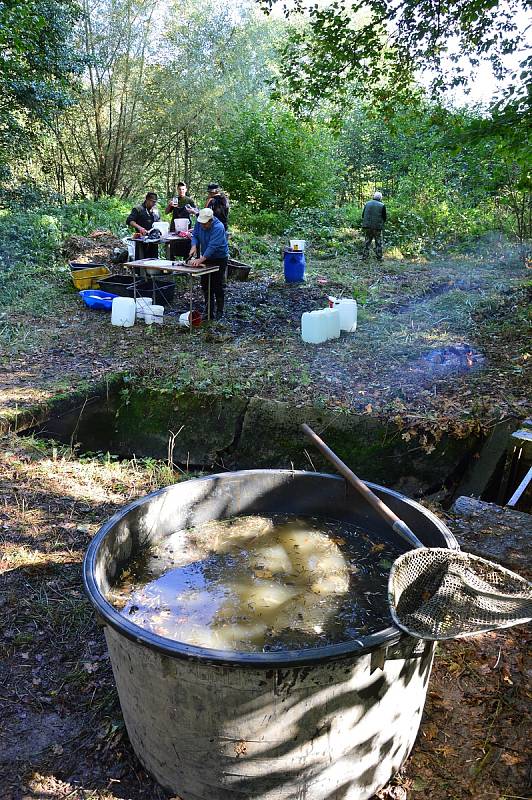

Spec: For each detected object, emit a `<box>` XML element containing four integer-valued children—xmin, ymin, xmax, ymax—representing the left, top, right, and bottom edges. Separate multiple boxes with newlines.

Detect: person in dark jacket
<box><xmin>189</xmin><ymin>207</ymin><xmax>229</xmax><ymax>319</ymax></box>
<box><xmin>362</xmin><ymin>191</ymin><xmax>386</xmax><ymax>261</ymax></box>
<box><xmin>126</xmin><ymin>192</ymin><xmax>161</xmax><ymax>260</ymax></box>
<box><xmin>205</xmin><ymin>183</ymin><xmax>229</xmax><ymax>230</ymax></box>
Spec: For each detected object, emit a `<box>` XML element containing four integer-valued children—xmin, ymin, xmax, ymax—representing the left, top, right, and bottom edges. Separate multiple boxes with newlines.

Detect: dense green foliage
<box><xmin>0</xmin><ymin>0</ymin><xmax>80</xmax><ymax>172</ymax></box>
<box><xmin>0</xmin><ymin>0</ymin><xmax>529</xmax><ymax>254</ymax></box>
<box><xmin>261</xmin><ymin>0</ymin><xmax>529</xmax><ymax>109</ymax></box>
<box><xmin>212</xmin><ymin>103</ymin><xmax>339</xmax><ymax>213</ymax></box>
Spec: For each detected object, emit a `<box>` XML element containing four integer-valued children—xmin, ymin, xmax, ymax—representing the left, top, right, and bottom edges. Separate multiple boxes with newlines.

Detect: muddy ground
<box><xmin>0</xmin><ymin>231</ymin><xmax>531</xmax><ymax>799</ymax></box>
<box><xmin>0</xmin><ymin>233</ymin><xmax>530</xmax><ymax>451</ymax></box>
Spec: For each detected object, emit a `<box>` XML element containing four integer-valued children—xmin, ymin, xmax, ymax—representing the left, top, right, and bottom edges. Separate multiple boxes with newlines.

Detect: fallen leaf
<box><xmin>501</xmin><ymin>751</ymin><xmax>522</xmax><ymax>766</ymax></box>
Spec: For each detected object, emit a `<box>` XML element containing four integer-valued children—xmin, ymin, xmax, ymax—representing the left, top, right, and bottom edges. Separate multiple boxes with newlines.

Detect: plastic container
<box><xmin>135</xmin><ymin>297</ymin><xmax>153</xmax><ymax>320</ymax></box>
<box><xmin>227</xmin><ymin>262</ymin><xmax>251</xmax><ymax>281</ymax></box>
<box><xmin>111</xmin><ymin>297</ymin><xmax>136</xmax><ymax>327</ymax></box>
<box><xmin>153</xmin><ymin>221</ymin><xmax>170</xmax><ymax>236</ymax></box>
<box><xmin>322</xmin><ymin>307</ymin><xmax>341</xmax><ymax>339</ymax></box>
<box><xmin>126</xmin><ymin>240</ymin><xmax>137</xmax><ymax>261</ymax></box>
<box><xmin>70</xmin><ymin>263</ymin><xmax>110</xmax><ymax>290</ymax></box>
<box><xmin>144</xmin><ymin>311</ymin><xmax>154</xmax><ymax>325</ymax></box>
<box><xmin>135</xmin><ymin>278</ymin><xmax>176</xmax><ymax>306</ymax></box>
<box><xmin>151</xmin><ymin>304</ymin><xmax>164</xmax><ymax>325</ymax></box>
<box><xmin>174</xmin><ymin>219</ymin><xmax>189</xmax><ymax>232</ymax></box>
<box><xmin>328</xmin><ymin>297</ymin><xmax>358</xmax><ymax>332</ymax></box>
<box><xmin>79</xmin><ymin>289</ymin><xmax>118</xmax><ymax>311</ymax></box>
<box><xmin>301</xmin><ymin>310</ymin><xmax>328</xmax><ymax>343</ymax></box>
<box><xmin>98</xmin><ymin>275</ymin><xmax>135</xmax><ymax>298</ymax></box>
<box><xmin>283</xmin><ymin>249</ymin><xmax>306</xmax><ymax>283</ymax></box>
<box><xmin>289</xmin><ymin>239</ymin><xmax>306</xmax><ymax>251</ymax></box>
<box><xmin>83</xmin><ymin>470</ymin><xmax>457</xmax><ymax>800</ymax></box>
<box><xmin>179</xmin><ymin>310</ymin><xmax>202</xmax><ymax>328</ymax></box>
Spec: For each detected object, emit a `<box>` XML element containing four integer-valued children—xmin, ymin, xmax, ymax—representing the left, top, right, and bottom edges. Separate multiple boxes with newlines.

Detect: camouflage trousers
<box><xmin>363</xmin><ymin>227</ymin><xmax>383</xmax><ymax>260</ymax></box>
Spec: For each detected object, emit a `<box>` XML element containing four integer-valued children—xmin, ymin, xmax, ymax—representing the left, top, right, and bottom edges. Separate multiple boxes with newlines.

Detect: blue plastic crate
<box><xmin>79</xmin><ymin>289</ymin><xmax>118</xmax><ymax>311</ymax></box>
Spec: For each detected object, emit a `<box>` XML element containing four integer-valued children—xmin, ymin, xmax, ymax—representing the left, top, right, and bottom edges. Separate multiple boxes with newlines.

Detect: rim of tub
<box><xmin>83</xmin><ymin>469</ymin><xmax>458</xmax><ymax>667</ymax></box>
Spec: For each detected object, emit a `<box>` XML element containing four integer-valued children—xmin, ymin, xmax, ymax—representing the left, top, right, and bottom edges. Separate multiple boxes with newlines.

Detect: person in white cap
<box><xmin>189</xmin><ymin>207</ymin><xmax>229</xmax><ymax>319</ymax></box>
<box><xmin>361</xmin><ymin>191</ymin><xmax>387</xmax><ymax>261</ymax></box>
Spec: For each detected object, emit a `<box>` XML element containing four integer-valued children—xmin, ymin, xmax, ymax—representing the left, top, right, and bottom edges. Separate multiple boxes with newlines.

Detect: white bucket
<box><xmin>290</xmin><ymin>239</ymin><xmax>306</xmax><ymax>251</ymax></box>
<box><xmin>111</xmin><ymin>297</ymin><xmax>136</xmax><ymax>327</ymax></box>
<box><xmin>151</xmin><ymin>304</ymin><xmax>164</xmax><ymax>325</ymax></box>
<box><xmin>135</xmin><ymin>297</ymin><xmax>153</xmax><ymax>320</ymax></box>
<box><xmin>153</xmin><ymin>221</ymin><xmax>169</xmax><ymax>236</ymax></box>
<box><xmin>126</xmin><ymin>240</ymin><xmax>136</xmax><ymax>261</ymax></box>
<box><xmin>174</xmin><ymin>219</ymin><xmax>189</xmax><ymax>232</ymax></box>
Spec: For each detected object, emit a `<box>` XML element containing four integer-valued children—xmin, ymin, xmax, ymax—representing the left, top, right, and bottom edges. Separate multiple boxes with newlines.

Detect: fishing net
<box><xmin>388</xmin><ymin>548</ymin><xmax>532</xmax><ymax>640</ymax></box>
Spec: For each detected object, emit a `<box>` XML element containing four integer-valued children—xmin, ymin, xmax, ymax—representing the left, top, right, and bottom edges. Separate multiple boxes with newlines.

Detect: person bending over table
<box><xmin>126</xmin><ymin>192</ymin><xmax>161</xmax><ymax>260</ymax></box>
<box><xmin>189</xmin><ymin>207</ymin><xmax>229</xmax><ymax>319</ymax></box>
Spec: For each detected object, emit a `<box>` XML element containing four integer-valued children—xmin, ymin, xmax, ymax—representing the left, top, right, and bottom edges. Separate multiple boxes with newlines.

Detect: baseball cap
<box><xmin>197</xmin><ymin>208</ymin><xmax>214</xmax><ymax>223</ymax></box>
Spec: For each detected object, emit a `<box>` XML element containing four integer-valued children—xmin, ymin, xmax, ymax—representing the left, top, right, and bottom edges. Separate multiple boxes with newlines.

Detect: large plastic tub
<box><xmin>98</xmin><ymin>275</ymin><xmax>136</xmax><ymax>298</ymax></box>
<box><xmin>70</xmin><ymin>262</ymin><xmax>110</xmax><ymax>290</ymax></box>
<box><xmin>79</xmin><ymin>289</ymin><xmax>118</xmax><ymax>310</ymax></box>
<box><xmin>84</xmin><ymin>470</ymin><xmax>457</xmax><ymax>800</ymax></box>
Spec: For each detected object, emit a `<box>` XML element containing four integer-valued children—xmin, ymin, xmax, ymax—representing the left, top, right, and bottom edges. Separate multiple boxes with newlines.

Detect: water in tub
<box><xmin>108</xmin><ymin>515</ymin><xmax>403</xmax><ymax>652</ymax></box>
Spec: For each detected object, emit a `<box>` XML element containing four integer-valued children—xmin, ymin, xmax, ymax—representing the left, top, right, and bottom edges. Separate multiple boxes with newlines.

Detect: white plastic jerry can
<box><xmin>301</xmin><ymin>310</ymin><xmax>328</xmax><ymax>343</ymax></box>
<box><xmin>322</xmin><ymin>307</ymin><xmax>341</xmax><ymax>339</ymax></box>
<box><xmin>111</xmin><ymin>297</ymin><xmax>136</xmax><ymax>327</ymax></box>
<box><xmin>336</xmin><ymin>298</ymin><xmax>357</xmax><ymax>332</ymax></box>
<box><xmin>328</xmin><ymin>297</ymin><xmax>357</xmax><ymax>332</ymax></box>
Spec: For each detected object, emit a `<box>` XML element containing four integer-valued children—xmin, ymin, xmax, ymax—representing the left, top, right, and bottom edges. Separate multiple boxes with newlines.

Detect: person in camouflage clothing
<box><xmin>362</xmin><ymin>191</ymin><xmax>386</xmax><ymax>261</ymax></box>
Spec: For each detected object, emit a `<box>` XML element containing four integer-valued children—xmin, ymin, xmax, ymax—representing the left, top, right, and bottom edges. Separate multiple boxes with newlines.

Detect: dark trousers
<box><xmin>200</xmin><ymin>258</ymin><xmax>227</xmax><ymax>318</ymax></box>
<box><xmin>363</xmin><ymin>228</ymin><xmax>383</xmax><ymax>260</ymax></box>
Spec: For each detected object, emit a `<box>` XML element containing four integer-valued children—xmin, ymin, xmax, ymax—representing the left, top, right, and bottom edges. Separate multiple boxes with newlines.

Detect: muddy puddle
<box><xmin>108</xmin><ymin>514</ymin><xmax>403</xmax><ymax>652</ymax></box>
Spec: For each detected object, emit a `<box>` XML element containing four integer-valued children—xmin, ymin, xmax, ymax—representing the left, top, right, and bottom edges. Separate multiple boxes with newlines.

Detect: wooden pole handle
<box><xmin>301</xmin><ymin>423</ymin><xmax>423</xmax><ymax>549</ymax></box>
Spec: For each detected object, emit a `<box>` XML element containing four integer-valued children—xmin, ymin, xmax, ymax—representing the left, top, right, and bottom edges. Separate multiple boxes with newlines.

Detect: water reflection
<box><xmin>108</xmin><ymin>515</ymin><xmax>402</xmax><ymax>652</ymax></box>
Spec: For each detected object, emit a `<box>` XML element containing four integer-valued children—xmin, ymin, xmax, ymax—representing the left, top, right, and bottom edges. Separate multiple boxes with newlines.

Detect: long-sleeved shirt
<box><xmin>126</xmin><ymin>202</ymin><xmax>160</xmax><ymax>230</ymax></box>
<box><xmin>191</xmin><ymin>216</ymin><xmax>229</xmax><ymax>260</ymax></box>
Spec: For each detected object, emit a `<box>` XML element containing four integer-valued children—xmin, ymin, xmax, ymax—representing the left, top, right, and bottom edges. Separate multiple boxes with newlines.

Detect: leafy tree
<box><xmin>211</xmin><ymin>102</ymin><xmax>339</xmax><ymax>211</ymax></box>
<box><xmin>260</xmin><ymin>0</ymin><xmax>530</xmax><ymax>110</ymax></box>
<box><xmin>0</xmin><ymin>0</ymin><xmax>80</xmax><ymax>176</ymax></box>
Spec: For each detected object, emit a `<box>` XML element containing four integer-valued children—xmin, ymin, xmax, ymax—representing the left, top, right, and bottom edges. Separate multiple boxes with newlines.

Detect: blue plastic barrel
<box><xmin>283</xmin><ymin>249</ymin><xmax>306</xmax><ymax>282</ymax></box>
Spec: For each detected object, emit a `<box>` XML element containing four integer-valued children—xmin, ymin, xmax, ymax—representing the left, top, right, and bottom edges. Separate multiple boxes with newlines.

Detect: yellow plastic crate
<box><xmin>70</xmin><ymin>264</ymin><xmax>110</xmax><ymax>290</ymax></box>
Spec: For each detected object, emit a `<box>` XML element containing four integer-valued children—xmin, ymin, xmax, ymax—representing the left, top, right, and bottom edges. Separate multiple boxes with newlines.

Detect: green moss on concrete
<box><xmin>234</xmin><ymin>397</ymin><xmax>479</xmax><ymax>491</ymax></box>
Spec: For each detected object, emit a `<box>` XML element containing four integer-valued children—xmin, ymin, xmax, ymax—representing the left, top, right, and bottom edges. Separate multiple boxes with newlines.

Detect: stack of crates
<box><xmin>70</xmin><ymin>262</ymin><xmax>111</xmax><ymax>290</ymax></box>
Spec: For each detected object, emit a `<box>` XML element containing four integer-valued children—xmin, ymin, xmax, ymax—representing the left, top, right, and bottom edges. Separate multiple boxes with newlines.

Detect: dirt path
<box><xmin>0</xmin><ymin>434</ymin><xmax>529</xmax><ymax>800</ymax></box>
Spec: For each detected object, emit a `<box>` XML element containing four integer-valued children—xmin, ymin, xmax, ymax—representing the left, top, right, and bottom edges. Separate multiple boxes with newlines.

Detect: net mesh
<box><xmin>388</xmin><ymin>548</ymin><xmax>532</xmax><ymax>640</ymax></box>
